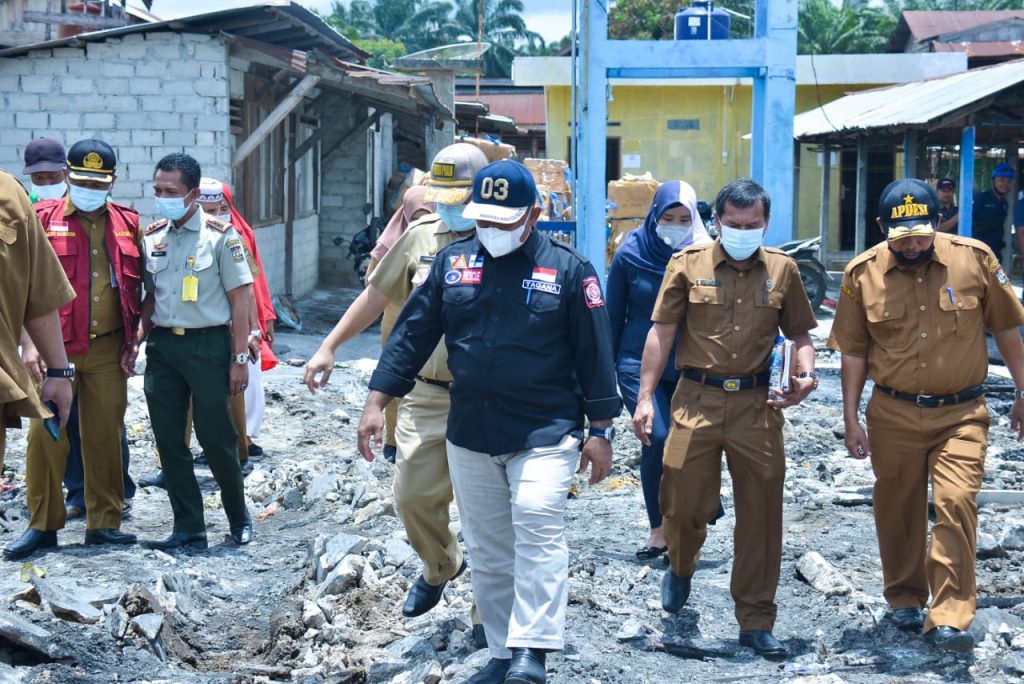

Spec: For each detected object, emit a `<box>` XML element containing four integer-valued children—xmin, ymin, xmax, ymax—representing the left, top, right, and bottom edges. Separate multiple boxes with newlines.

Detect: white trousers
<box><xmin>243</xmin><ymin>360</ymin><xmax>265</xmax><ymax>438</ymax></box>
<box><xmin>446</xmin><ymin>435</ymin><xmax>580</xmax><ymax>659</ymax></box>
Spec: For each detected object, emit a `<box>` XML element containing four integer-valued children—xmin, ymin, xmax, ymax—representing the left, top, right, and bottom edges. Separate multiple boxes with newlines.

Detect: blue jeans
<box><xmin>617</xmin><ymin>371</ymin><xmax>676</xmax><ymax>530</ymax></box>
<box><xmin>63</xmin><ymin>393</ymin><xmax>135</xmax><ymax>510</ymax></box>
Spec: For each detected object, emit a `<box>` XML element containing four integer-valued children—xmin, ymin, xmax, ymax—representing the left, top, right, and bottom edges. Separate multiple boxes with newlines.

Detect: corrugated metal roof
<box><xmin>931</xmin><ymin>40</ymin><xmax>1024</xmax><ymax>58</ymax></box>
<box><xmin>793</xmin><ymin>57</ymin><xmax>1024</xmax><ymax>141</ymax></box>
<box><xmin>887</xmin><ymin>10</ymin><xmax>1024</xmax><ymax>52</ymax></box>
<box><xmin>0</xmin><ymin>1</ymin><xmax>367</xmax><ymax>60</ymax></box>
<box><xmin>472</xmin><ymin>93</ymin><xmax>546</xmax><ymax>126</ymax></box>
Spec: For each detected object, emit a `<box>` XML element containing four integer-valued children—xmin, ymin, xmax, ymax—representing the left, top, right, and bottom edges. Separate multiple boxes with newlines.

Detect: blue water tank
<box><xmin>675</xmin><ymin>1</ymin><xmax>730</xmax><ymax>41</ymax></box>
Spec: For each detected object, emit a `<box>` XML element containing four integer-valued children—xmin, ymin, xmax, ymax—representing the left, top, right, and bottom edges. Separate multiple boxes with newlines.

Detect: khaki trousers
<box><xmin>661</xmin><ymin>380</ymin><xmax>785</xmax><ymax>632</ymax></box>
<box><xmin>393</xmin><ymin>380</ymin><xmax>462</xmax><ymax>585</ymax></box>
<box><xmin>25</xmin><ymin>333</ymin><xmax>126</xmax><ymax>531</ymax></box>
<box><xmin>866</xmin><ymin>390</ymin><xmax>988</xmax><ymax>632</ymax></box>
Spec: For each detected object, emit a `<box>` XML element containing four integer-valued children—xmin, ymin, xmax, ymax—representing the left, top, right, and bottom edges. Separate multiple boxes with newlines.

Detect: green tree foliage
<box><xmin>609</xmin><ymin>1</ymin><xmax>756</xmax><ymax>40</ymax></box>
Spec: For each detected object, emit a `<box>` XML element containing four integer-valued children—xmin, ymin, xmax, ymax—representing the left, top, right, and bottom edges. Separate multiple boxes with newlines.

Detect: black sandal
<box><xmin>635</xmin><ymin>545</ymin><xmax>668</xmax><ymax>560</ymax></box>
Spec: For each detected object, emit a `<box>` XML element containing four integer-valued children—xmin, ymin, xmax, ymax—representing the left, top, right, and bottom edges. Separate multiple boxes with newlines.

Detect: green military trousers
<box><xmin>143</xmin><ymin>326</ymin><xmax>247</xmax><ymax>533</ymax></box>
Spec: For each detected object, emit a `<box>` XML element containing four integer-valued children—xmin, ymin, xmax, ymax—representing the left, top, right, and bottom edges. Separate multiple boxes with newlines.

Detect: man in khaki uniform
<box><xmin>0</xmin><ymin>169</ymin><xmax>75</xmax><ymax>473</ymax></box>
<box><xmin>634</xmin><ymin>179</ymin><xmax>818</xmax><ymax>658</ymax></box>
<box><xmin>6</xmin><ymin>140</ymin><xmax>141</xmax><ymax>561</ymax></box>
<box><xmin>829</xmin><ymin>178</ymin><xmax>1024</xmax><ymax>653</ymax></box>
<box><xmin>305</xmin><ymin>143</ymin><xmax>488</xmax><ymax>620</ymax></box>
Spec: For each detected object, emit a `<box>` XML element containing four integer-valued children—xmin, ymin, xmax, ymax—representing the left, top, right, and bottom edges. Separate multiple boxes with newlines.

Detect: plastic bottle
<box><xmin>768</xmin><ymin>335</ymin><xmax>785</xmax><ymax>401</ymax></box>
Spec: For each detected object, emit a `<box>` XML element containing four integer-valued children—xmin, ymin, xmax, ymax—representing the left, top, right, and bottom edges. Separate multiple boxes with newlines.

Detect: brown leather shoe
<box><xmin>65</xmin><ymin>505</ymin><xmax>84</xmax><ymax>520</ymax></box>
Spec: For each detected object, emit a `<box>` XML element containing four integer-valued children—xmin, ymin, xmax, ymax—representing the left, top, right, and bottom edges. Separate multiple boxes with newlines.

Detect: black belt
<box><xmin>416</xmin><ymin>375</ymin><xmax>452</xmax><ymax>390</ymax></box>
<box><xmin>682</xmin><ymin>369</ymin><xmax>771</xmax><ymax>391</ymax></box>
<box><xmin>874</xmin><ymin>384</ymin><xmax>984</xmax><ymax>408</ymax></box>
<box><xmin>89</xmin><ymin>329</ymin><xmax>119</xmax><ymax>341</ymax></box>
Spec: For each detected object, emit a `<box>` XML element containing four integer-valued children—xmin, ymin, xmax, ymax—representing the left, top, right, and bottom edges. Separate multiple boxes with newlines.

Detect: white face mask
<box><xmin>655</xmin><ymin>223</ymin><xmax>693</xmax><ymax>248</ymax></box>
<box><xmin>68</xmin><ymin>185</ymin><xmax>109</xmax><ymax>213</ymax></box>
<box><xmin>719</xmin><ymin>225</ymin><xmax>765</xmax><ymax>261</ymax></box>
<box><xmin>217</xmin><ymin>213</ymin><xmax>232</xmax><ymax>224</ymax></box>
<box><xmin>477</xmin><ymin>224</ymin><xmax>527</xmax><ymax>258</ymax></box>
<box><xmin>31</xmin><ymin>182</ymin><xmax>67</xmax><ymax>202</ymax></box>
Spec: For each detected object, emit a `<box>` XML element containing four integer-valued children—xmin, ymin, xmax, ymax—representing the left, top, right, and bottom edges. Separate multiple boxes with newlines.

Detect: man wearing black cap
<box><xmin>936</xmin><ymin>177</ymin><xmax>958</xmax><ymax>234</ymax></box>
<box><xmin>21</xmin><ymin>138</ymin><xmax>68</xmax><ymax>204</ymax></box>
<box><xmin>4</xmin><ymin>139</ymin><xmax>142</xmax><ymax>560</ymax></box>
<box><xmin>357</xmin><ymin>159</ymin><xmax>620</xmax><ymax>683</ymax></box>
<box><xmin>830</xmin><ymin>178</ymin><xmax>1024</xmax><ymax>652</ymax></box>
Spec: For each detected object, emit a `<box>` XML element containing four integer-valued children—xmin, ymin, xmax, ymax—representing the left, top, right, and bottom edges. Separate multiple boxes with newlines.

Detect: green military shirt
<box><xmin>367</xmin><ymin>213</ymin><xmax>462</xmax><ymax>384</ymax></box>
<box><xmin>141</xmin><ymin>207</ymin><xmax>253</xmax><ymax>329</ymax></box>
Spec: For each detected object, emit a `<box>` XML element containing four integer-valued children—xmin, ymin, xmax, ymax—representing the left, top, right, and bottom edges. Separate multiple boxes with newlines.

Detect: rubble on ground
<box><xmin>0</xmin><ymin>288</ymin><xmax>1021</xmax><ymax>682</ymax></box>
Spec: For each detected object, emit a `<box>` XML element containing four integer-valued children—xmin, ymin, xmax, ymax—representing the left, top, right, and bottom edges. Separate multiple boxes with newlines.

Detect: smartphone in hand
<box><xmin>43</xmin><ymin>400</ymin><xmax>61</xmax><ymax>442</ymax></box>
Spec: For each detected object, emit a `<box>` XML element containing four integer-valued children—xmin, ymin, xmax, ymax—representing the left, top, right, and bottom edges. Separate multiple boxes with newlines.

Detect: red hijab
<box><xmin>222</xmin><ymin>184</ymin><xmax>278</xmax><ymax>371</ymax></box>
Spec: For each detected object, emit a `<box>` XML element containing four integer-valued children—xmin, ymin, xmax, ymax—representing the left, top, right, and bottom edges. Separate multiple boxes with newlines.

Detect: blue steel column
<box><xmin>959</xmin><ymin>125</ymin><xmax>975</xmax><ymax>237</ymax></box>
<box><xmin>579</xmin><ymin>0</ymin><xmax>608</xmax><ymax>279</ymax></box>
<box><xmin>750</xmin><ymin>0</ymin><xmax>797</xmax><ymax>246</ymax></box>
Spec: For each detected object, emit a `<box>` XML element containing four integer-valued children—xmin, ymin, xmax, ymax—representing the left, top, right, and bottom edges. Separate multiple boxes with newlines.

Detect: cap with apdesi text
<box><xmin>22</xmin><ymin>138</ymin><xmax>67</xmax><ymax>175</ymax></box>
<box><xmin>67</xmin><ymin>139</ymin><xmax>116</xmax><ymax>183</ymax></box>
<box><xmin>462</xmin><ymin>159</ymin><xmax>538</xmax><ymax>225</ymax></box>
<box><xmin>422</xmin><ymin>143</ymin><xmax>489</xmax><ymax>205</ymax></box>
<box><xmin>879</xmin><ymin>178</ymin><xmax>938</xmax><ymax>241</ymax></box>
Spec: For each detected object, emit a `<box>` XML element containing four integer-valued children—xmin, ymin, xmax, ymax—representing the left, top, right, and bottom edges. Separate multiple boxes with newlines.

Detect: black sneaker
<box><xmin>247</xmin><ymin>443</ymin><xmax>264</xmax><ymax>458</ymax></box>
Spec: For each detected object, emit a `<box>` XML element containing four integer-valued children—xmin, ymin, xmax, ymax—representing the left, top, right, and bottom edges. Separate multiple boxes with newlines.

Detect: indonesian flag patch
<box><xmin>582</xmin><ymin>276</ymin><xmax>605</xmax><ymax>309</ymax></box>
<box><xmin>532</xmin><ymin>267</ymin><xmax>558</xmax><ymax>283</ymax></box>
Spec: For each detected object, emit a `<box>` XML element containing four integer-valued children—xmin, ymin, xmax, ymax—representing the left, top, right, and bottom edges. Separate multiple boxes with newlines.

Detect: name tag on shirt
<box><xmin>182</xmin><ymin>275</ymin><xmax>198</xmax><ymax>302</ymax></box>
<box><xmin>47</xmin><ymin>221</ymin><xmax>69</xmax><ymax>233</ymax></box>
<box><xmin>110</xmin><ymin>264</ymin><xmax>119</xmax><ymax>289</ymax></box>
<box><xmin>695</xmin><ymin>278</ymin><xmax>721</xmax><ymax>287</ymax></box>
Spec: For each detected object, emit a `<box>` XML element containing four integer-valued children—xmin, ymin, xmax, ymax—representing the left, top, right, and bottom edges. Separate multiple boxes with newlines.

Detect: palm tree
<box><xmin>324</xmin><ymin>0</ymin><xmax>453</xmax><ymax>55</ymax></box>
<box><xmin>798</xmin><ymin>0</ymin><xmax>886</xmax><ymax>54</ymax></box>
<box><xmin>440</xmin><ymin>0</ymin><xmax>543</xmax><ymax>77</ymax></box>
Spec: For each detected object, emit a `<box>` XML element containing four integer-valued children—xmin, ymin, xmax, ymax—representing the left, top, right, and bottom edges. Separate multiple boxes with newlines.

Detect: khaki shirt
<box><xmin>141</xmin><ymin>208</ymin><xmax>253</xmax><ymax>329</ymax></box>
<box><xmin>367</xmin><ymin>213</ymin><xmax>456</xmax><ymax>383</ymax></box>
<box><xmin>0</xmin><ymin>171</ymin><xmax>75</xmax><ymax>422</ymax></box>
<box><xmin>828</xmin><ymin>233</ymin><xmax>1024</xmax><ymax>395</ymax></box>
<box><xmin>652</xmin><ymin>241</ymin><xmax>818</xmax><ymax>376</ymax></box>
<box><xmin>63</xmin><ymin>199</ymin><xmax>121</xmax><ymax>337</ymax></box>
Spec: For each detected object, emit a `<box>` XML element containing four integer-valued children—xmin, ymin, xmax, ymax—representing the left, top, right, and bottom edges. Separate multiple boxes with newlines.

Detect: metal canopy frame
<box><xmin>575</xmin><ymin>0</ymin><xmax>797</xmax><ymax>276</ymax></box>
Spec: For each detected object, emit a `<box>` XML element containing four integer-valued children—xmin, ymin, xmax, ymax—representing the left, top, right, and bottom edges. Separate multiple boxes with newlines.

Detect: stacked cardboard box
<box><xmin>458</xmin><ymin>135</ymin><xmax>516</xmax><ymax>162</ymax></box>
<box><xmin>606</xmin><ymin>173</ymin><xmax>659</xmax><ymax>265</ymax></box>
<box><xmin>523</xmin><ymin>158</ymin><xmax>574</xmax><ymax>221</ymax></box>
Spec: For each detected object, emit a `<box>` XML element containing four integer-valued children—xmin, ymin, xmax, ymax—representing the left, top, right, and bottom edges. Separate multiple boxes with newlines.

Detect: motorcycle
<box><xmin>777</xmin><ymin>236</ymin><xmax>830</xmax><ymax>311</ymax></box>
<box><xmin>332</xmin><ymin>203</ymin><xmax>382</xmax><ymax>287</ymax></box>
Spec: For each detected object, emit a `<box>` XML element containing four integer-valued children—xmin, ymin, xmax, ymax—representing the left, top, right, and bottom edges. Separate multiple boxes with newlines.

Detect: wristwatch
<box><xmin>587</xmin><ymin>425</ymin><xmax>617</xmax><ymax>443</ymax></box>
<box><xmin>250</xmin><ymin>329</ymin><xmax>262</xmax><ymax>339</ymax></box>
<box><xmin>1015</xmin><ymin>389</ymin><xmax>1024</xmax><ymax>400</ymax></box>
<box><xmin>232</xmin><ymin>353</ymin><xmax>249</xmax><ymax>366</ymax></box>
<box><xmin>796</xmin><ymin>371</ymin><xmax>819</xmax><ymax>390</ymax></box>
<box><xmin>45</xmin><ymin>364</ymin><xmax>75</xmax><ymax>379</ymax></box>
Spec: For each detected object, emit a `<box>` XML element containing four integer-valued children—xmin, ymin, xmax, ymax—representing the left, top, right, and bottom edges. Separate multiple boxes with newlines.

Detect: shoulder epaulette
<box><xmin>548</xmin><ymin>235</ymin><xmax>585</xmax><ymax>260</ymax></box>
<box><xmin>948</xmin><ymin>234</ymin><xmax>990</xmax><ymax>253</ymax></box>
<box><xmin>145</xmin><ymin>219</ymin><xmax>168</xmax><ymax>235</ymax></box>
<box><xmin>846</xmin><ymin>245</ymin><xmax>881</xmax><ymax>272</ymax></box>
<box><xmin>763</xmin><ymin>246</ymin><xmax>788</xmax><ymax>256</ymax></box>
<box><xmin>204</xmin><ymin>216</ymin><xmax>230</xmax><ymax>233</ymax></box>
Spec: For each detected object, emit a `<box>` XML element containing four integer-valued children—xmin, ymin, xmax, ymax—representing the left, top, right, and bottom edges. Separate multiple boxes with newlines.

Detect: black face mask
<box><xmin>890</xmin><ymin>244</ymin><xmax>935</xmax><ymax>266</ymax></box>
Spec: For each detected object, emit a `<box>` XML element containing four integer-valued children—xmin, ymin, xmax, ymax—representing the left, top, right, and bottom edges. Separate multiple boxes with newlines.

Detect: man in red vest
<box><xmin>4</xmin><ymin>139</ymin><xmax>141</xmax><ymax>560</ymax></box>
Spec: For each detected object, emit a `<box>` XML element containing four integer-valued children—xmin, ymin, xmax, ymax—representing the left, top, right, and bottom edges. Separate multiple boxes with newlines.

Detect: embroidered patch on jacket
<box><xmin>583</xmin><ymin>276</ymin><xmax>605</xmax><ymax>309</ymax></box>
<box><xmin>460</xmin><ymin>268</ymin><xmax>483</xmax><ymax>285</ymax></box>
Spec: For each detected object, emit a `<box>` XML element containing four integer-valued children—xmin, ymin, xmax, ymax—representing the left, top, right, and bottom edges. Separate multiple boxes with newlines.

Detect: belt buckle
<box><xmin>171</xmin><ymin>327</ymin><xmax>185</xmax><ymax>336</ymax></box>
<box><xmin>916</xmin><ymin>394</ymin><xmax>933</xmax><ymax>407</ymax></box>
<box><xmin>723</xmin><ymin>378</ymin><xmax>741</xmax><ymax>392</ymax></box>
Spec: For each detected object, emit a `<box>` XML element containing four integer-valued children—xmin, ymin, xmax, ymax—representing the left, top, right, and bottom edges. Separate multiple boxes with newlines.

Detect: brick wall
<box><xmin>0</xmin><ymin>32</ymin><xmax>232</xmax><ymax>221</ymax></box>
<box><xmin>319</xmin><ymin>105</ymin><xmax>370</xmax><ymax>288</ymax></box>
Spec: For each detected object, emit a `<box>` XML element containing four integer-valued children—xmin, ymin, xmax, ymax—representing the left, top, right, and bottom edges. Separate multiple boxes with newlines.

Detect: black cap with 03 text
<box><xmin>66</xmin><ymin>139</ymin><xmax>116</xmax><ymax>183</ymax></box>
<box><xmin>878</xmin><ymin>178</ymin><xmax>938</xmax><ymax>240</ymax></box>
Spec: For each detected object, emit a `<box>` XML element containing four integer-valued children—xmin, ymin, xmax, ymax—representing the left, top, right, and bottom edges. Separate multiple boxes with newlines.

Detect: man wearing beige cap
<box><xmin>305</xmin><ymin>142</ymin><xmax>489</xmax><ymax>621</ymax></box>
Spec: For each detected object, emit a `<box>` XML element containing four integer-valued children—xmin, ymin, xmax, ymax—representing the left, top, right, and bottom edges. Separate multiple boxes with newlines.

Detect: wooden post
<box><xmin>854</xmin><ymin>135</ymin><xmax>868</xmax><ymax>253</ymax></box>
<box><xmin>233</xmin><ymin>74</ymin><xmax>320</xmax><ymax>168</ymax></box>
<box><xmin>819</xmin><ymin>144</ymin><xmax>831</xmax><ymax>265</ymax></box>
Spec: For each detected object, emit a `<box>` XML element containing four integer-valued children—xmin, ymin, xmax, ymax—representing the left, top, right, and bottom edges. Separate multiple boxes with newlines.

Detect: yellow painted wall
<box><xmin>547</xmin><ymin>83</ymin><xmax>881</xmax><ymax>251</ymax></box>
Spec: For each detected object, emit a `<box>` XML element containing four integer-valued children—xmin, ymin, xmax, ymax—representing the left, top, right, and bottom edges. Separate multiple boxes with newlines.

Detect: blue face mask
<box><xmin>719</xmin><ymin>225</ymin><xmax>765</xmax><ymax>261</ymax></box>
<box><xmin>436</xmin><ymin>203</ymin><xmax>475</xmax><ymax>233</ymax></box>
<box><xmin>68</xmin><ymin>185</ymin><xmax>108</xmax><ymax>212</ymax></box>
<box><xmin>154</xmin><ymin>195</ymin><xmax>192</xmax><ymax>222</ymax></box>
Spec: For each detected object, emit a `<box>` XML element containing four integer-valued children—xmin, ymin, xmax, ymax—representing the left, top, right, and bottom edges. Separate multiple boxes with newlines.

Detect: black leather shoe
<box><xmin>401</xmin><ymin>559</ymin><xmax>467</xmax><ymax>617</ymax></box>
<box><xmin>194</xmin><ymin>452</ymin><xmax>209</xmax><ymax>467</ymax></box>
<box><xmin>230</xmin><ymin>523</ymin><xmax>253</xmax><ymax>545</ymax></box>
<box><xmin>383</xmin><ymin>444</ymin><xmax>397</xmax><ymax>464</ymax></box>
<box><xmin>465</xmin><ymin>657</ymin><xmax>511</xmax><ymax>683</ymax></box>
<box><xmin>84</xmin><ymin>528</ymin><xmax>136</xmax><ymax>546</ymax></box>
<box><xmin>247</xmin><ymin>442</ymin><xmax>264</xmax><ymax>458</ymax></box>
<box><xmin>739</xmin><ymin>630</ymin><xmax>787</xmax><ymax>659</ymax></box>
<box><xmin>240</xmin><ymin>460</ymin><xmax>254</xmax><ymax>476</ymax></box>
<box><xmin>65</xmin><ymin>504</ymin><xmax>85</xmax><ymax>520</ymax></box>
<box><xmin>472</xmin><ymin>623</ymin><xmax>488</xmax><ymax>649</ymax></box>
<box><xmin>3</xmin><ymin>529</ymin><xmax>57</xmax><ymax>561</ymax></box>
<box><xmin>890</xmin><ymin>607</ymin><xmax>925</xmax><ymax>632</ymax></box>
<box><xmin>141</xmin><ymin>531</ymin><xmax>208</xmax><ymax>551</ymax></box>
<box><xmin>927</xmin><ymin>625</ymin><xmax>975</xmax><ymax>653</ymax></box>
<box><xmin>661</xmin><ymin>567</ymin><xmax>692</xmax><ymax>613</ymax></box>
<box><xmin>505</xmin><ymin>648</ymin><xmax>546</xmax><ymax>683</ymax></box>
<box><xmin>137</xmin><ymin>469</ymin><xmax>165</xmax><ymax>489</ymax></box>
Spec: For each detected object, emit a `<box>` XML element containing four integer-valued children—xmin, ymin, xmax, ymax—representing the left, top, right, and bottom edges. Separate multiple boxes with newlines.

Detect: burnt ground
<box><xmin>0</xmin><ymin>288</ymin><xmax>1021</xmax><ymax>683</ymax></box>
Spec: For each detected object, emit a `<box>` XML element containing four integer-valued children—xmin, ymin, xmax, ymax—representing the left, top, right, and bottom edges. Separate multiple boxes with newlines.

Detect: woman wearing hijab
<box><xmin>606</xmin><ymin>180</ymin><xmax>713</xmax><ymax>560</ymax></box>
<box><xmin>367</xmin><ymin>185</ymin><xmax>434</xmax><ymax>462</ymax></box>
